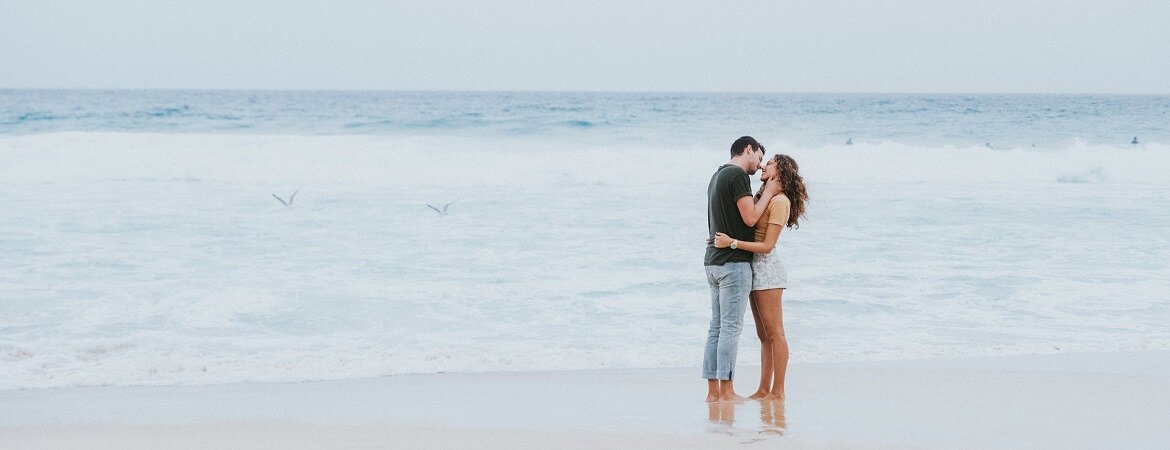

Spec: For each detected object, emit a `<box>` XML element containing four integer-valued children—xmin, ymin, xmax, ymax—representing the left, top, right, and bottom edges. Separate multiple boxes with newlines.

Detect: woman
<box><xmin>712</xmin><ymin>154</ymin><xmax>808</xmax><ymax>400</ymax></box>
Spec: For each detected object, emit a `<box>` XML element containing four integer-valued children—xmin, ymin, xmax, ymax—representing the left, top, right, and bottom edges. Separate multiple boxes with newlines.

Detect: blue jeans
<box><xmin>702</xmin><ymin>262</ymin><xmax>751</xmax><ymax>380</ymax></box>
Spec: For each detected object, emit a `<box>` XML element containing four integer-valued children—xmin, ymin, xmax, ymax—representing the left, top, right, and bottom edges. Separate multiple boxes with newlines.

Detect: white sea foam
<box><xmin>1</xmin><ymin>133</ymin><xmax>1169</xmax><ymax>389</ymax></box>
<box><xmin>2</xmin><ymin>133</ymin><xmax>1169</xmax><ymax>186</ymax></box>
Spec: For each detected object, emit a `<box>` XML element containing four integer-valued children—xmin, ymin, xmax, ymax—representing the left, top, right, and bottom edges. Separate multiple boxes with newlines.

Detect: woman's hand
<box><xmin>712</xmin><ymin>232</ymin><xmax>733</xmax><ymax>248</ymax></box>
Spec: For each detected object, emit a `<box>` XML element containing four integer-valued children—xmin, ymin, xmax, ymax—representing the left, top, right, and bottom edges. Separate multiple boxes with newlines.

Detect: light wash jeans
<box><xmin>702</xmin><ymin>262</ymin><xmax>751</xmax><ymax>380</ymax></box>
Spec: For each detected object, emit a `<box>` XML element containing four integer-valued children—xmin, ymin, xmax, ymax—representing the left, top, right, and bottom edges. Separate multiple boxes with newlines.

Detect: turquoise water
<box><xmin>3</xmin><ymin>90</ymin><xmax>1168</xmax><ymax>146</ymax></box>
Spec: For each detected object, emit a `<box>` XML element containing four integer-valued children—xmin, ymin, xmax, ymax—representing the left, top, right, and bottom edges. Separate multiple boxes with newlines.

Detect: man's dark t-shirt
<box><xmin>705</xmin><ymin>164</ymin><xmax>755</xmax><ymax>266</ymax></box>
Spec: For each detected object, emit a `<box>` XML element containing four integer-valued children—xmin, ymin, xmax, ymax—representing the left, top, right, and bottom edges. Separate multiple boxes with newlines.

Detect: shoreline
<box><xmin>3</xmin><ymin>350</ymin><xmax>1169</xmax><ymax>448</ymax></box>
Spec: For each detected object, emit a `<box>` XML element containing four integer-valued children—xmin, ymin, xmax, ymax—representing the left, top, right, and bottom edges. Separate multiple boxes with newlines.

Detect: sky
<box><xmin>2</xmin><ymin>0</ymin><xmax>1168</xmax><ymax>93</ymax></box>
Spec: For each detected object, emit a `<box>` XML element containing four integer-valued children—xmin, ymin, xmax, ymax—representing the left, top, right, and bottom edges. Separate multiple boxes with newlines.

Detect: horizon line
<box><xmin>1</xmin><ymin>87</ymin><xmax>1167</xmax><ymax>96</ymax></box>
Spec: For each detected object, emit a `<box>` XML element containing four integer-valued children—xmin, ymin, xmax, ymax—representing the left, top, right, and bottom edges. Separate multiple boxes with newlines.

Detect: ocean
<box><xmin>1</xmin><ymin>90</ymin><xmax>1168</xmax><ymax>389</ymax></box>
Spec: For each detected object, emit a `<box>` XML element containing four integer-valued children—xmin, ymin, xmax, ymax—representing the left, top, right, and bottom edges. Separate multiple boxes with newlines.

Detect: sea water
<box><xmin>1</xmin><ymin>90</ymin><xmax>1168</xmax><ymax>389</ymax></box>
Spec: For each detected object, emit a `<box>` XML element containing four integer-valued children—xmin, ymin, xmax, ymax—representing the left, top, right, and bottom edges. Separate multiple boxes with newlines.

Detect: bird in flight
<box><xmin>272</xmin><ymin>189</ymin><xmax>299</xmax><ymax>207</ymax></box>
<box><xmin>427</xmin><ymin>201</ymin><xmax>457</xmax><ymax>215</ymax></box>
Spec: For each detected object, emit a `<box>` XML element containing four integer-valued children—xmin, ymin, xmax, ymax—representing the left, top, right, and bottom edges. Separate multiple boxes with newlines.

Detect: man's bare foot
<box><xmin>762</xmin><ymin>393</ymin><xmax>784</xmax><ymax>401</ymax></box>
<box><xmin>748</xmin><ymin>390</ymin><xmax>769</xmax><ymax>399</ymax></box>
<box><xmin>706</xmin><ymin>393</ymin><xmax>720</xmax><ymax>402</ymax></box>
<box><xmin>718</xmin><ymin>393</ymin><xmax>748</xmax><ymax>403</ymax></box>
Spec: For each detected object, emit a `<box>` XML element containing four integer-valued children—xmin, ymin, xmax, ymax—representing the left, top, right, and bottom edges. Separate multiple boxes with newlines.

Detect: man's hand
<box><xmin>764</xmin><ymin>179</ymin><xmax>782</xmax><ymax>197</ymax></box>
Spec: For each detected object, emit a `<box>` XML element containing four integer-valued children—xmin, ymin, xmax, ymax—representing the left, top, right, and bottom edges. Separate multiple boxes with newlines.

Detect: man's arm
<box><xmin>717</xmin><ymin>196</ymin><xmax>789</xmax><ymax>252</ymax></box>
<box><xmin>735</xmin><ymin>195</ymin><xmax>767</xmax><ymax>227</ymax></box>
<box><xmin>735</xmin><ymin>180</ymin><xmax>780</xmax><ymax>227</ymax></box>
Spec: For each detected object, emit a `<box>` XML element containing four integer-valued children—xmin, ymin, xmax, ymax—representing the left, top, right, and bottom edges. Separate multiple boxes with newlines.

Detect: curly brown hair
<box><xmin>754</xmin><ymin>153</ymin><xmax>809</xmax><ymax>229</ymax></box>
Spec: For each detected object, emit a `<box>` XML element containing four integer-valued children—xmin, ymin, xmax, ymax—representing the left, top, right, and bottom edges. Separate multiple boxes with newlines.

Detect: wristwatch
<box><xmin>730</xmin><ymin>240</ymin><xmax>738</xmax><ymax>250</ymax></box>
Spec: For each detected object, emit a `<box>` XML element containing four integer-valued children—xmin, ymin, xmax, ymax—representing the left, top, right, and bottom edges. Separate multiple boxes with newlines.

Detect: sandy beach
<box><xmin>6</xmin><ymin>0</ymin><xmax>1170</xmax><ymax>447</ymax></box>
<box><xmin>3</xmin><ymin>350</ymin><xmax>1167</xmax><ymax>449</ymax></box>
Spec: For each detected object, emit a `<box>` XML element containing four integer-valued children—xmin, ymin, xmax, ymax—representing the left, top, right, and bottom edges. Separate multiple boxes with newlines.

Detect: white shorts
<box><xmin>751</xmin><ymin>250</ymin><xmax>788</xmax><ymax>291</ymax></box>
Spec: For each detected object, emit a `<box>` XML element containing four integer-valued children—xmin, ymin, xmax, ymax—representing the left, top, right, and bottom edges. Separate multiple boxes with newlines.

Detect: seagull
<box><xmin>427</xmin><ymin>201</ymin><xmax>457</xmax><ymax>215</ymax></box>
<box><xmin>845</xmin><ymin>138</ymin><xmax>853</xmax><ymax>145</ymax></box>
<box><xmin>272</xmin><ymin>189</ymin><xmax>299</xmax><ymax>207</ymax></box>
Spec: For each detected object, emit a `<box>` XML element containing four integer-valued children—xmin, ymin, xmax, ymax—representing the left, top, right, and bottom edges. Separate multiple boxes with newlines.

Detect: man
<box><xmin>704</xmin><ymin>136</ymin><xmax>780</xmax><ymax>402</ymax></box>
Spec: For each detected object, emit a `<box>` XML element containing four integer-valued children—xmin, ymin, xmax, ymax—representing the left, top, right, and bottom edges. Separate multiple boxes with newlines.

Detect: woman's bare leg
<box><xmin>748</xmin><ymin>292</ymin><xmax>772</xmax><ymax>398</ymax></box>
<box><xmin>754</xmin><ymin>288</ymin><xmax>788</xmax><ymax>399</ymax></box>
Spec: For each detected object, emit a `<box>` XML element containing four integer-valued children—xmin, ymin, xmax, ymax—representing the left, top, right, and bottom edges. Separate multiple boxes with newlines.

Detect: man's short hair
<box><xmin>730</xmin><ymin>136</ymin><xmax>761</xmax><ymax>157</ymax></box>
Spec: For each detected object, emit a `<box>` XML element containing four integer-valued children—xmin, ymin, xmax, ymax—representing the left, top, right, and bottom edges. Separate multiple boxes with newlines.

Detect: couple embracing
<box><xmin>704</xmin><ymin>136</ymin><xmax>808</xmax><ymax>402</ymax></box>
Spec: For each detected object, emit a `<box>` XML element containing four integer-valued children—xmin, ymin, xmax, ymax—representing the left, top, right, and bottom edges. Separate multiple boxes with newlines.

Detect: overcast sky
<box><xmin>2</xmin><ymin>1</ymin><xmax>1167</xmax><ymax>93</ymax></box>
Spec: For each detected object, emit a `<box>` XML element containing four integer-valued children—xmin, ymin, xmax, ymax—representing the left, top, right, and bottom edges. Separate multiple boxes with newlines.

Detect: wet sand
<box><xmin>2</xmin><ymin>350</ymin><xmax>1168</xmax><ymax>449</ymax></box>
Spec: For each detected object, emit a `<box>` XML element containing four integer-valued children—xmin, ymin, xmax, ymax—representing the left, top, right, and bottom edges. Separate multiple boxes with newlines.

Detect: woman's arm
<box><xmin>712</xmin><ymin>224</ymin><xmax>781</xmax><ymax>254</ymax></box>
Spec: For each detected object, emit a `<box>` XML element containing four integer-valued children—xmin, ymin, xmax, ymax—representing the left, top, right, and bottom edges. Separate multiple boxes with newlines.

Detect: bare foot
<box><xmin>748</xmin><ymin>390</ymin><xmax>769</xmax><ymax>399</ymax></box>
<box><xmin>762</xmin><ymin>393</ymin><xmax>784</xmax><ymax>401</ymax></box>
<box><xmin>718</xmin><ymin>393</ymin><xmax>748</xmax><ymax>403</ymax></box>
<box><xmin>706</xmin><ymin>393</ymin><xmax>720</xmax><ymax>402</ymax></box>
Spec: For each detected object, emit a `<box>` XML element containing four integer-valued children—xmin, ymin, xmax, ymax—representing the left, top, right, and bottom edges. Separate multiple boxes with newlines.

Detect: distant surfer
<box><xmin>845</xmin><ymin>138</ymin><xmax>853</xmax><ymax>145</ymax></box>
<box><xmin>1132</xmin><ymin>137</ymin><xmax>1139</xmax><ymax>145</ymax></box>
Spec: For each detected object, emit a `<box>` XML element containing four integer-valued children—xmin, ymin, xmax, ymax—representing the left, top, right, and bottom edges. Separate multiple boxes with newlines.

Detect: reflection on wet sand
<box><xmin>707</xmin><ymin>400</ymin><xmax>735</xmax><ymax>428</ymax></box>
<box><xmin>706</xmin><ymin>398</ymin><xmax>786</xmax><ymax>436</ymax></box>
<box><xmin>759</xmin><ymin>398</ymin><xmax>786</xmax><ymax>434</ymax></box>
